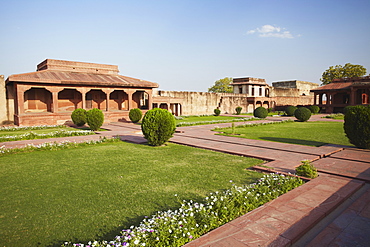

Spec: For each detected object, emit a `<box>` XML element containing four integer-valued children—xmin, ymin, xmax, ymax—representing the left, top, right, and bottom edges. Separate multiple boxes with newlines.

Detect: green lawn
<box><xmin>0</xmin><ymin>141</ymin><xmax>263</xmax><ymax>247</ymax></box>
<box><xmin>176</xmin><ymin>115</ymin><xmax>250</xmax><ymax>123</ymax></box>
<box><xmin>175</xmin><ymin>115</ymin><xmax>253</xmax><ymax>127</ymax></box>
<box><xmin>0</xmin><ymin>127</ymin><xmax>68</xmax><ymax>136</ymax></box>
<box><xmin>216</xmin><ymin>121</ymin><xmax>352</xmax><ymax>147</ymax></box>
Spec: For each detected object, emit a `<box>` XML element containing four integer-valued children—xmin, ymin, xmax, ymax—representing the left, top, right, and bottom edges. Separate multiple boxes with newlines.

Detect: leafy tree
<box><xmin>208</xmin><ymin>77</ymin><xmax>233</xmax><ymax>93</ymax></box>
<box><xmin>320</xmin><ymin>63</ymin><xmax>367</xmax><ymax>85</ymax></box>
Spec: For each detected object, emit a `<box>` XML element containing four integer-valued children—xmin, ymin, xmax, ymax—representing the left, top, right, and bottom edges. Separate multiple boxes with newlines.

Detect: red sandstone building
<box><xmin>5</xmin><ymin>59</ymin><xmax>158</xmax><ymax>126</ymax></box>
<box><xmin>311</xmin><ymin>76</ymin><xmax>370</xmax><ymax>113</ymax></box>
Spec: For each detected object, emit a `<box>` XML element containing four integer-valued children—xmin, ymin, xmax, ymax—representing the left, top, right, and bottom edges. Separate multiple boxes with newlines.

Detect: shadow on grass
<box><xmin>259</xmin><ymin>137</ymin><xmax>326</xmax><ymax>147</ymax></box>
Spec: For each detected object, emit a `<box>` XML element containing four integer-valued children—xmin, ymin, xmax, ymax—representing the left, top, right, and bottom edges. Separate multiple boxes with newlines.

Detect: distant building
<box><xmin>0</xmin><ymin>59</ymin><xmax>321</xmax><ymax>126</ymax></box>
<box><xmin>5</xmin><ymin>59</ymin><xmax>158</xmax><ymax>126</ymax></box>
<box><xmin>311</xmin><ymin>76</ymin><xmax>370</xmax><ymax>113</ymax></box>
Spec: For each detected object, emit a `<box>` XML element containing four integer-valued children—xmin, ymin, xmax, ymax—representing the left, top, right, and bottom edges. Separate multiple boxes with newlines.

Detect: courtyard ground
<box><xmin>1</xmin><ymin>114</ymin><xmax>369</xmax><ymax>246</ymax></box>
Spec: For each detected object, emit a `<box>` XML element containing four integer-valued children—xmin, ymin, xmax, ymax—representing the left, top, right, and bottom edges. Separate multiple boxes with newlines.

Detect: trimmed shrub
<box><xmin>86</xmin><ymin>108</ymin><xmax>104</xmax><ymax>131</ymax></box>
<box><xmin>71</xmin><ymin>108</ymin><xmax>87</xmax><ymax>127</ymax></box>
<box><xmin>308</xmin><ymin>105</ymin><xmax>320</xmax><ymax>114</ymax></box>
<box><xmin>129</xmin><ymin>108</ymin><xmax>142</xmax><ymax>123</ymax></box>
<box><xmin>214</xmin><ymin>108</ymin><xmax>221</xmax><ymax>116</ymax></box>
<box><xmin>294</xmin><ymin>107</ymin><xmax>312</xmax><ymax>122</ymax></box>
<box><xmin>141</xmin><ymin>108</ymin><xmax>176</xmax><ymax>146</ymax></box>
<box><xmin>344</xmin><ymin>105</ymin><xmax>370</xmax><ymax>149</ymax></box>
<box><xmin>296</xmin><ymin>160</ymin><xmax>318</xmax><ymax>178</ymax></box>
<box><xmin>253</xmin><ymin>107</ymin><xmax>268</xmax><ymax>118</ymax></box>
<box><xmin>268</xmin><ymin>108</ymin><xmax>273</xmax><ymax>113</ymax></box>
<box><xmin>285</xmin><ymin>105</ymin><xmax>298</xmax><ymax>116</ymax></box>
<box><xmin>235</xmin><ymin>106</ymin><xmax>242</xmax><ymax>115</ymax></box>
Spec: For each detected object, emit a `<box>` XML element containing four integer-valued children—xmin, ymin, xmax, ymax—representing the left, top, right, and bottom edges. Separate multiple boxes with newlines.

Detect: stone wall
<box><xmin>156</xmin><ymin>90</ymin><xmax>315</xmax><ymax>115</ymax></box>
<box><xmin>272</xmin><ymin>80</ymin><xmax>318</xmax><ymax>96</ymax></box>
<box><xmin>156</xmin><ymin>91</ymin><xmax>222</xmax><ymax>115</ymax></box>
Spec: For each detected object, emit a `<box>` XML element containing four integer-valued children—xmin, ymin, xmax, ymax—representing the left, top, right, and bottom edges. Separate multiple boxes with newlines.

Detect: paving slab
<box><xmin>312</xmin><ymin>157</ymin><xmax>370</xmax><ymax>182</ymax></box>
<box><xmin>304</xmin><ymin>185</ymin><xmax>370</xmax><ymax>247</ymax></box>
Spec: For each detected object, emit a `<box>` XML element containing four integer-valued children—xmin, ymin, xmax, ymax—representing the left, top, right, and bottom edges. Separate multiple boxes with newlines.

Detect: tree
<box><xmin>208</xmin><ymin>77</ymin><xmax>233</xmax><ymax>93</ymax></box>
<box><xmin>320</xmin><ymin>63</ymin><xmax>367</xmax><ymax>85</ymax></box>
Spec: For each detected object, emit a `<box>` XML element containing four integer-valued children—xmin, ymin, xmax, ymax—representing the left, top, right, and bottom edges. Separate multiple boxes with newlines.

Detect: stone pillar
<box><xmin>48</xmin><ymin>87</ymin><xmax>62</xmax><ymax>113</ymax></box>
<box><xmin>350</xmin><ymin>88</ymin><xmax>356</xmax><ymax>105</ymax></box>
<box><xmin>0</xmin><ymin>75</ymin><xmax>7</xmax><ymax>123</ymax></box>
<box><xmin>76</xmin><ymin>88</ymin><xmax>87</xmax><ymax>109</ymax></box>
<box><xmin>102</xmin><ymin>89</ymin><xmax>113</xmax><ymax>111</ymax></box>
<box><xmin>147</xmin><ymin>90</ymin><xmax>153</xmax><ymax>110</ymax></box>
<box><xmin>127</xmin><ymin>89</ymin><xmax>134</xmax><ymax>110</ymax></box>
<box><xmin>16</xmin><ymin>84</ymin><xmax>32</xmax><ymax>115</ymax></box>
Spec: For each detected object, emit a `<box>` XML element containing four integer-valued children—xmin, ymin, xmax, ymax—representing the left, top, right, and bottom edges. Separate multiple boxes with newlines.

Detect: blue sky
<box><xmin>1</xmin><ymin>0</ymin><xmax>369</xmax><ymax>91</ymax></box>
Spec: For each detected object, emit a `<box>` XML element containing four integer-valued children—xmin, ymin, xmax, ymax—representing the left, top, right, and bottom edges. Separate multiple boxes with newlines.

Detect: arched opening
<box><xmin>265</xmin><ymin>88</ymin><xmax>269</xmax><ymax>97</ymax></box>
<box><xmin>132</xmin><ymin>91</ymin><xmax>149</xmax><ymax>109</ymax></box>
<box><xmin>259</xmin><ymin>87</ymin><xmax>262</xmax><ymax>96</ymax></box>
<box><xmin>256</xmin><ymin>101</ymin><xmax>262</xmax><ymax>108</ymax></box>
<box><xmin>262</xmin><ymin>101</ymin><xmax>269</xmax><ymax>109</ymax></box>
<box><xmin>362</xmin><ymin>93</ymin><xmax>369</xmax><ymax>104</ymax></box>
<box><xmin>109</xmin><ymin>90</ymin><xmax>128</xmax><ymax>110</ymax></box>
<box><xmin>170</xmin><ymin>103</ymin><xmax>182</xmax><ymax>116</ymax></box>
<box><xmin>58</xmin><ymin>89</ymin><xmax>82</xmax><ymax>112</ymax></box>
<box><xmin>86</xmin><ymin>89</ymin><xmax>106</xmax><ymax>110</ymax></box>
<box><xmin>159</xmin><ymin>103</ymin><xmax>168</xmax><ymax>110</ymax></box>
<box><xmin>24</xmin><ymin>88</ymin><xmax>52</xmax><ymax>113</ymax></box>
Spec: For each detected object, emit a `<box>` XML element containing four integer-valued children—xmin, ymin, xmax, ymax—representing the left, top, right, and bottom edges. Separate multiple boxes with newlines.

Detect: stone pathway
<box><xmin>0</xmin><ymin>115</ymin><xmax>369</xmax><ymax>246</ymax></box>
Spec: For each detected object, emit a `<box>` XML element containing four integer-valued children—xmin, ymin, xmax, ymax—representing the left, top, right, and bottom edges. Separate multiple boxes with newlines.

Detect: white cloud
<box><xmin>247</xmin><ymin>25</ymin><xmax>294</xmax><ymax>39</ymax></box>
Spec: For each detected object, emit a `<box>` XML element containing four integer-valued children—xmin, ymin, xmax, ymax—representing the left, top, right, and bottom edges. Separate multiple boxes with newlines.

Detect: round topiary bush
<box><xmin>285</xmin><ymin>105</ymin><xmax>298</xmax><ymax>116</ymax></box>
<box><xmin>253</xmin><ymin>107</ymin><xmax>268</xmax><ymax>118</ymax></box>
<box><xmin>344</xmin><ymin>105</ymin><xmax>370</xmax><ymax>149</ymax></box>
<box><xmin>296</xmin><ymin>160</ymin><xmax>318</xmax><ymax>178</ymax></box>
<box><xmin>235</xmin><ymin>106</ymin><xmax>242</xmax><ymax>115</ymax></box>
<box><xmin>86</xmin><ymin>108</ymin><xmax>104</xmax><ymax>131</ymax></box>
<box><xmin>294</xmin><ymin>107</ymin><xmax>312</xmax><ymax>122</ymax></box>
<box><xmin>141</xmin><ymin>108</ymin><xmax>176</xmax><ymax>146</ymax></box>
<box><xmin>129</xmin><ymin>108</ymin><xmax>142</xmax><ymax>123</ymax></box>
<box><xmin>308</xmin><ymin>105</ymin><xmax>320</xmax><ymax>114</ymax></box>
<box><xmin>214</xmin><ymin>108</ymin><xmax>221</xmax><ymax>116</ymax></box>
<box><xmin>71</xmin><ymin>108</ymin><xmax>87</xmax><ymax>127</ymax></box>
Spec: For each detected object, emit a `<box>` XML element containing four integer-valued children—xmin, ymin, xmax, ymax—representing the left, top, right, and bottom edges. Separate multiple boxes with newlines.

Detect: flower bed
<box><xmin>0</xmin><ymin>137</ymin><xmax>118</xmax><ymax>156</ymax></box>
<box><xmin>63</xmin><ymin>173</ymin><xmax>303</xmax><ymax>247</ymax></box>
<box><xmin>0</xmin><ymin>129</ymin><xmax>94</xmax><ymax>142</ymax></box>
<box><xmin>0</xmin><ymin>124</ymin><xmax>66</xmax><ymax>131</ymax></box>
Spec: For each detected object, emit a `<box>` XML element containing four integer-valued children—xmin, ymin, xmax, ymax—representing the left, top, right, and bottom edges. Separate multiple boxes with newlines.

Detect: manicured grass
<box><xmin>175</xmin><ymin>115</ymin><xmax>254</xmax><ymax>127</ymax></box>
<box><xmin>0</xmin><ymin>127</ymin><xmax>69</xmax><ymax>136</ymax></box>
<box><xmin>0</xmin><ymin>141</ymin><xmax>263</xmax><ymax>247</ymax></box>
<box><xmin>176</xmin><ymin>115</ymin><xmax>250</xmax><ymax>123</ymax></box>
<box><xmin>322</xmin><ymin>113</ymin><xmax>345</xmax><ymax>120</ymax></box>
<box><xmin>216</xmin><ymin>121</ymin><xmax>352</xmax><ymax>147</ymax></box>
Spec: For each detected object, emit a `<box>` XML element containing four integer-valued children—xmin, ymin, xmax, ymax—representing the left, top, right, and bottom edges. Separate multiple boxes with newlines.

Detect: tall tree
<box><xmin>320</xmin><ymin>63</ymin><xmax>367</xmax><ymax>85</ymax></box>
<box><xmin>208</xmin><ymin>77</ymin><xmax>233</xmax><ymax>93</ymax></box>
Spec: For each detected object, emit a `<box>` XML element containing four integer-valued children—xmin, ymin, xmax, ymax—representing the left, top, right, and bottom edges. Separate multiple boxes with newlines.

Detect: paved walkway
<box><xmin>1</xmin><ymin>115</ymin><xmax>369</xmax><ymax>246</ymax></box>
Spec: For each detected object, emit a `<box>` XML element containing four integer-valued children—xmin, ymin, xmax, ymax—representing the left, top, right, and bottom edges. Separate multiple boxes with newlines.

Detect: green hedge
<box><xmin>285</xmin><ymin>106</ymin><xmax>298</xmax><ymax>116</ymax></box>
<box><xmin>253</xmin><ymin>107</ymin><xmax>268</xmax><ymax>118</ymax></box>
<box><xmin>344</xmin><ymin>105</ymin><xmax>370</xmax><ymax>149</ymax></box>
<box><xmin>86</xmin><ymin>108</ymin><xmax>104</xmax><ymax>131</ymax></box>
<box><xmin>141</xmin><ymin>108</ymin><xmax>176</xmax><ymax>146</ymax></box>
<box><xmin>308</xmin><ymin>105</ymin><xmax>320</xmax><ymax>114</ymax></box>
<box><xmin>294</xmin><ymin>107</ymin><xmax>312</xmax><ymax>122</ymax></box>
<box><xmin>129</xmin><ymin>108</ymin><xmax>143</xmax><ymax>123</ymax></box>
<box><xmin>214</xmin><ymin>109</ymin><xmax>221</xmax><ymax>116</ymax></box>
<box><xmin>71</xmin><ymin>108</ymin><xmax>87</xmax><ymax>126</ymax></box>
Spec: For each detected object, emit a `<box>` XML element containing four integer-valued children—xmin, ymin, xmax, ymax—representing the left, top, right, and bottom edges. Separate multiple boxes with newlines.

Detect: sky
<box><xmin>0</xmin><ymin>0</ymin><xmax>369</xmax><ymax>91</ymax></box>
